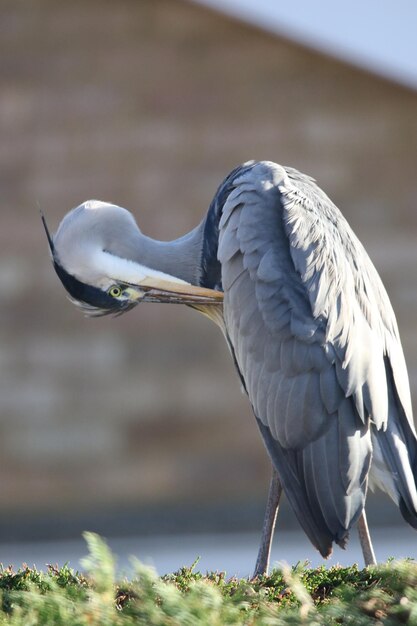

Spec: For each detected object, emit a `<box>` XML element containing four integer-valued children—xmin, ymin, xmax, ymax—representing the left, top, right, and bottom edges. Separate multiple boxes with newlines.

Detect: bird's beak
<box><xmin>124</xmin><ymin>277</ymin><xmax>224</xmax><ymax>306</ymax></box>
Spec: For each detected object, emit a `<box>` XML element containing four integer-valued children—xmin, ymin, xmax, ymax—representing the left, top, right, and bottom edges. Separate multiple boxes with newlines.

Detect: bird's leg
<box><xmin>357</xmin><ymin>509</ymin><xmax>377</xmax><ymax>566</ymax></box>
<box><xmin>252</xmin><ymin>467</ymin><xmax>283</xmax><ymax>579</ymax></box>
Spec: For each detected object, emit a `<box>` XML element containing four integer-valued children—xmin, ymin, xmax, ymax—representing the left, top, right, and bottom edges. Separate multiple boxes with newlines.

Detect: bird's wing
<box><xmin>217</xmin><ymin>161</ymin><xmax>414</xmax><ymax>555</ymax></box>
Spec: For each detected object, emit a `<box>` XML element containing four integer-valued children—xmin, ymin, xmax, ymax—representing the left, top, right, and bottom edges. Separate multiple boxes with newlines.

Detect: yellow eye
<box><xmin>109</xmin><ymin>285</ymin><xmax>122</xmax><ymax>298</ymax></box>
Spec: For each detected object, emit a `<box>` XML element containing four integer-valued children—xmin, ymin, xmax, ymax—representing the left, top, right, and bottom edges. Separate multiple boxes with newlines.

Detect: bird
<box><xmin>42</xmin><ymin>160</ymin><xmax>417</xmax><ymax>577</ymax></box>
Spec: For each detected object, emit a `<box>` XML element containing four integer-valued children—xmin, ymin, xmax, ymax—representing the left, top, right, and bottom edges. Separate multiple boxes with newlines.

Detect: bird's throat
<box><xmin>190</xmin><ymin>303</ymin><xmax>225</xmax><ymax>330</ymax></box>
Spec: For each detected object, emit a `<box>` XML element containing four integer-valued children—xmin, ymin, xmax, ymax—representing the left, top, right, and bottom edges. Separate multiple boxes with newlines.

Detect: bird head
<box><xmin>42</xmin><ymin>200</ymin><xmax>223</xmax><ymax>317</ymax></box>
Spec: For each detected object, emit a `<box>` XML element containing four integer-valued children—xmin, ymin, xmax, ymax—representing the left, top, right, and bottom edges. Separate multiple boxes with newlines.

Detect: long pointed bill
<box><xmin>124</xmin><ymin>277</ymin><xmax>224</xmax><ymax>306</ymax></box>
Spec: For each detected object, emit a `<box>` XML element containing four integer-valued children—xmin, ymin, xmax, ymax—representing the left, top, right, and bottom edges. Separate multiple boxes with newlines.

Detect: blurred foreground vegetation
<box><xmin>0</xmin><ymin>533</ymin><xmax>416</xmax><ymax>625</ymax></box>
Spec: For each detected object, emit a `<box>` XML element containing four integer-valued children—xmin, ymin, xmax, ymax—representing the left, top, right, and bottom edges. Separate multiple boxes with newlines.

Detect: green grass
<box><xmin>0</xmin><ymin>533</ymin><xmax>416</xmax><ymax>625</ymax></box>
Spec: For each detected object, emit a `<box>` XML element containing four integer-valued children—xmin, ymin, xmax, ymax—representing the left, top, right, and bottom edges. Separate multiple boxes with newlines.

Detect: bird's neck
<box><xmin>133</xmin><ymin>184</ymin><xmax>226</xmax><ymax>289</ymax></box>
<box><xmin>131</xmin><ymin>165</ymin><xmax>243</xmax><ymax>290</ymax></box>
<box><xmin>134</xmin><ymin>222</ymin><xmax>225</xmax><ymax>330</ymax></box>
<box><xmin>132</xmin><ymin>220</ymin><xmax>210</xmax><ymax>287</ymax></box>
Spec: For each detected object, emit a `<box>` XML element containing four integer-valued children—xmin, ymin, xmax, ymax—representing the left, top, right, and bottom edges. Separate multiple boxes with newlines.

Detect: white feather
<box><xmin>90</xmin><ymin>249</ymin><xmax>190</xmax><ymax>288</ymax></box>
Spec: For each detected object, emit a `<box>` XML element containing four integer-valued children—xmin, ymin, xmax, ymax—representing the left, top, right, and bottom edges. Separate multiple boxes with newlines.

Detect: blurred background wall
<box><xmin>1</xmin><ymin>0</ymin><xmax>417</xmax><ymax>543</ymax></box>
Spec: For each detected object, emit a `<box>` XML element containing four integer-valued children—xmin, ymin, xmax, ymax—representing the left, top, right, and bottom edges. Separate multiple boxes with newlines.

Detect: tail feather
<box><xmin>257</xmin><ymin>417</ymin><xmax>334</xmax><ymax>557</ymax></box>
<box><xmin>256</xmin><ymin>401</ymin><xmax>371</xmax><ymax>558</ymax></box>
<box><xmin>374</xmin><ymin>417</ymin><xmax>417</xmax><ymax>527</ymax></box>
<box><xmin>371</xmin><ymin>358</ymin><xmax>417</xmax><ymax>527</ymax></box>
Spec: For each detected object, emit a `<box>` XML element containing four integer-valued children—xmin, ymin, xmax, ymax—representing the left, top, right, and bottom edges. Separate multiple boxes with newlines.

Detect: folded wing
<box><xmin>218</xmin><ymin>161</ymin><xmax>417</xmax><ymax>556</ymax></box>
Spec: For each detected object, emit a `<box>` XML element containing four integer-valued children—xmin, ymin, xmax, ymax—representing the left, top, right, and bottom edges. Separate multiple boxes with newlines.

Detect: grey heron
<box><xmin>42</xmin><ymin>161</ymin><xmax>417</xmax><ymax>576</ymax></box>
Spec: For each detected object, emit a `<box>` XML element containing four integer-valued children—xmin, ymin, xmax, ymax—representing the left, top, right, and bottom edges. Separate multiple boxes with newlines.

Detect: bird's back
<box><xmin>214</xmin><ymin>161</ymin><xmax>417</xmax><ymax>556</ymax></box>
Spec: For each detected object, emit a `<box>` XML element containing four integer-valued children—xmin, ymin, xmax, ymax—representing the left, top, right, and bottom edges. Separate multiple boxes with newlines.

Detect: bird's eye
<box><xmin>108</xmin><ymin>285</ymin><xmax>122</xmax><ymax>298</ymax></box>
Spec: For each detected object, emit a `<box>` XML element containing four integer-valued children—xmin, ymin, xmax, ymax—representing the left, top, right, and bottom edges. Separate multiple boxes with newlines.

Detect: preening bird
<box><xmin>43</xmin><ymin>161</ymin><xmax>417</xmax><ymax>576</ymax></box>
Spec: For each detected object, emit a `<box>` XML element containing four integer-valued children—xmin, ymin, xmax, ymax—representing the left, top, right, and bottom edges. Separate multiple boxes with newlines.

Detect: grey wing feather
<box><xmin>218</xmin><ymin>161</ymin><xmax>417</xmax><ymax>555</ymax></box>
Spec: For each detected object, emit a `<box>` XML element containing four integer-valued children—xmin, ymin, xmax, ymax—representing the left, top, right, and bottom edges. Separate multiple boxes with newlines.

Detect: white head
<box><xmin>43</xmin><ymin>200</ymin><xmax>223</xmax><ymax>316</ymax></box>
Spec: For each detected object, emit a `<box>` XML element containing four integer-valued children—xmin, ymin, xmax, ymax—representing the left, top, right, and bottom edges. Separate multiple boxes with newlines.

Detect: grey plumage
<box><xmin>218</xmin><ymin>161</ymin><xmax>417</xmax><ymax>556</ymax></box>
<box><xmin>44</xmin><ymin>159</ymin><xmax>417</xmax><ymax>567</ymax></box>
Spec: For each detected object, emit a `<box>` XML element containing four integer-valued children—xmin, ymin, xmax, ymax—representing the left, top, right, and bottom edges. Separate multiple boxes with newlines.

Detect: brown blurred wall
<box><xmin>1</xmin><ymin>0</ymin><xmax>417</xmax><ymax>538</ymax></box>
